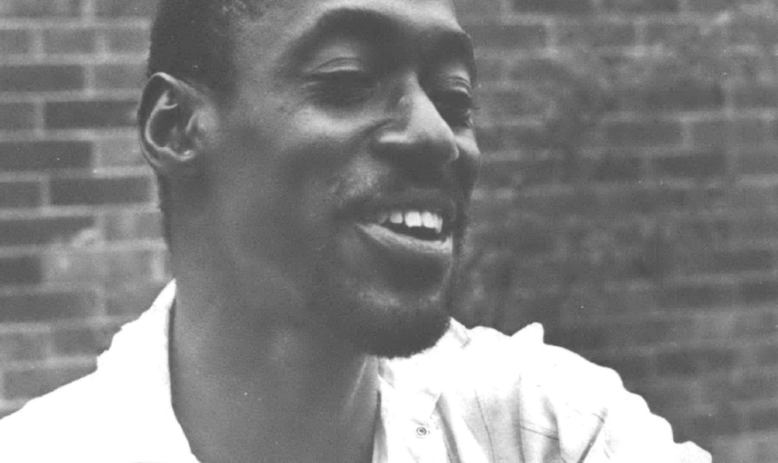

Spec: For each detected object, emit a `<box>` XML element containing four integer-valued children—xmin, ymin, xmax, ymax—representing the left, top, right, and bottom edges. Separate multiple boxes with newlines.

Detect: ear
<box><xmin>138</xmin><ymin>73</ymin><xmax>211</xmax><ymax>177</ymax></box>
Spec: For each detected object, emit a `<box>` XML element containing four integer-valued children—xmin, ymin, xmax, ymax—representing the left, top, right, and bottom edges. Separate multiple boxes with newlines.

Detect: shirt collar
<box><xmin>95</xmin><ymin>280</ymin><xmax>463</xmax><ymax>459</ymax></box>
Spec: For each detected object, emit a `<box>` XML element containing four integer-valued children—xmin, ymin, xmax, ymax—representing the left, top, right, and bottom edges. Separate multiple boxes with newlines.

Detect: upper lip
<box><xmin>350</xmin><ymin>190</ymin><xmax>458</xmax><ymax>225</ymax></box>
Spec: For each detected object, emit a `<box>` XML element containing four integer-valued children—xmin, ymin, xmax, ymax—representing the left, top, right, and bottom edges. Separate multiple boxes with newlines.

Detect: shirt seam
<box><xmin>473</xmin><ymin>389</ymin><xmax>497</xmax><ymax>462</ymax></box>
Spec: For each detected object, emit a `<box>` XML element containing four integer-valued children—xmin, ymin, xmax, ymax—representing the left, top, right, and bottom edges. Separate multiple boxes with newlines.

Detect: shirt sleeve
<box><xmin>502</xmin><ymin>323</ymin><xmax>713</xmax><ymax>462</ymax></box>
<box><xmin>580</xmin><ymin>379</ymin><xmax>712</xmax><ymax>462</ymax></box>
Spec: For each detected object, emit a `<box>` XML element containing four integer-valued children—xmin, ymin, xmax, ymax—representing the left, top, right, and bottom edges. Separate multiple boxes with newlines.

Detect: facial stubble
<box><xmin>308</xmin><ymin>206</ymin><xmax>468</xmax><ymax>359</ymax></box>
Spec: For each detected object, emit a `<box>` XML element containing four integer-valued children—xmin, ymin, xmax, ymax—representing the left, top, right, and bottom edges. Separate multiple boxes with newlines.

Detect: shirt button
<box><xmin>416</xmin><ymin>426</ymin><xmax>429</xmax><ymax>437</ymax></box>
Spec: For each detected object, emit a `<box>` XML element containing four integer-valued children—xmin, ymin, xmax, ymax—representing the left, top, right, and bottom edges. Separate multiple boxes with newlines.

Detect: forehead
<box><xmin>231</xmin><ymin>0</ymin><xmax>470</xmax><ymax>73</ymax></box>
<box><xmin>275</xmin><ymin>0</ymin><xmax>461</xmax><ymax>31</ymax></box>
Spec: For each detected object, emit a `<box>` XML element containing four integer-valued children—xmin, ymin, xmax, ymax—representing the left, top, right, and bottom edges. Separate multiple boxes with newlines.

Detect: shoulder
<box><xmin>444</xmin><ymin>320</ymin><xmax>625</xmax><ymax>418</ymax></box>
<box><xmin>432</xmin><ymin>321</ymin><xmax>710</xmax><ymax>462</ymax></box>
<box><xmin>0</xmin><ymin>372</ymin><xmax>111</xmax><ymax>461</ymax></box>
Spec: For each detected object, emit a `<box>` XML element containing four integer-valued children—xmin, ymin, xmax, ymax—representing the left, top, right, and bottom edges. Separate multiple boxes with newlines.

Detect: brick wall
<box><xmin>1</xmin><ymin>0</ymin><xmax>777</xmax><ymax>461</ymax></box>
<box><xmin>0</xmin><ymin>0</ymin><xmax>165</xmax><ymax>419</ymax></box>
<box><xmin>454</xmin><ymin>0</ymin><xmax>778</xmax><ymax>460</ymax></box>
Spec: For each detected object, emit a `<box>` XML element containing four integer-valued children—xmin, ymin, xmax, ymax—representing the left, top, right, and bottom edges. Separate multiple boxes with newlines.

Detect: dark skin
<box><xmin>139</xmin><ymin>0</ymin><xmax>480</xmax><ymax>461</ymax></box>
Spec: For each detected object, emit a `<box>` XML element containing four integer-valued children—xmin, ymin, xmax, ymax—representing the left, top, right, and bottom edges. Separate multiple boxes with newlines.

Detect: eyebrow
<box><xmin>287</xmin><ymin>7</ymin><xmax>477</xmax><ymax>83</ymax></box>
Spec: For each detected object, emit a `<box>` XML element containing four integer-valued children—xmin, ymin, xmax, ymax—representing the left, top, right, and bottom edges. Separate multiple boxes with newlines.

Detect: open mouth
<box><xmin>366</xmin><ymin>209</ymin><xmax>448</xmax><ymax>242</ymax></box>
<box><xmin>352</xmin><ymin>201</ymin><xmax>455</xmax><ymax>272</ymax></box>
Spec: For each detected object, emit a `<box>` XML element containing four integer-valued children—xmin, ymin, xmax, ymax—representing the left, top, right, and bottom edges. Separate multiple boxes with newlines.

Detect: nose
<box><xmin>372</xmin><ymin>82</ymin><xmax>459</xmax><ymax>171</ymax></box>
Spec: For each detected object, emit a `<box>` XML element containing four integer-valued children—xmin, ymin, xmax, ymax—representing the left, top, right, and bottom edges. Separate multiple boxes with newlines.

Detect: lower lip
<box><xmin>354</xmin><ymin>222</ymin><xmax>453</xmax><ymax>270</ymax></box>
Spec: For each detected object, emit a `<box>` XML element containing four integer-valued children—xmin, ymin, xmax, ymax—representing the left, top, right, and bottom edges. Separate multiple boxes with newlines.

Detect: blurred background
<box><xmin>1</xmin><ymin>0</ymin><xmax>778</xmax><ymax>461</ymax></box>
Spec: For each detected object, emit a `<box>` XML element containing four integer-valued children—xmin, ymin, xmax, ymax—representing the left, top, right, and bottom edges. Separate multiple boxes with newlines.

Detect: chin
<box><xmin>308</xmin><ymin>208</ymin><xmax>468</xmax><ymax>358</ymax></box>
<box><xmin>312</xmin><ymin>271</ymin><xmax>455</xmax><ymax>359</ymax></box>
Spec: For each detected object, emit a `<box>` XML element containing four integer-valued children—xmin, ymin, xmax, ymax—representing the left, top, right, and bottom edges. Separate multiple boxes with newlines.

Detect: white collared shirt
<box><xmin>0</xmin><ymin>281</ymin><xmax>710</xmax><ymax>462</ymax></box>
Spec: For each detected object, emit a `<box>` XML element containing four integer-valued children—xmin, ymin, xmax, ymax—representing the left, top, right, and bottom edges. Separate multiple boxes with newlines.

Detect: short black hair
<box><xmin>147</xmin><ymin>0</ymin><xmax>271</xmax><ymax>95</ymax></box>
<box><xmin>143</xmin><ymin>0</ymin><xmax>270</xmax><ymax>245</ymax></box>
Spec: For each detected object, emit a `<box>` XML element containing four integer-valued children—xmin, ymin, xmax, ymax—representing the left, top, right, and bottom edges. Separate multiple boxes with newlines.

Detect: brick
<box><xmin>0</xmin><ymin>102</ymin><xmax>36</xmax><ymax>131</ymax></box>
<box><xmin>656</xmin><ymin>347</ymin><xmax>737</xmax><ymax>377</ymax></box>
<box><xmin>709</xmin><ymin>249</ymin><xmax>774</xmax><ymax>274</ymax></box>
<box><xmin>0</xmin><ymin>65</ymin><xmax>84</xmax><ymax>93</ymax></box>
<box><xmin>50</xmin><ymin>175</ymin><xmax>151</xmax><ymax>206</ymax></box>
<box><xmin>453</xmin><ymin>0</ymin><xmax>501</xmax><ymax>15</ymax></box>
<box><xmin>42</xmin><ymin>249</ymin><xmax>106</xmax><ymax>284</ymax></box>
<box><xmin>106</xmin><ymin>282</ymin><xmax>167</xmax><ymax>317</ymax></box>
<box><xmin>474</xmin><ymin>123</ymin><xmax>547</xmax><ymax>151</ymax></box>
<box><xmin>0</xmin><ymin>141</ymin><xmax>92</xmax><ymax>171</ymax></box>
<box><xmin>44</xmin><ymin>248</ymin><xmax>159</xmax><ymax>285</ymax></box>
<box><xmin>0</xmin><ymin>290</ymin><xmax>97</xmax><ymax>323</ymax></box>
<box><xmin>705</xmin><ymin>373</ymin><xmax>778</xmax><ymax>403</ymax></box>
<box><xmin>555</xmin><ymin>189</ymin><xmax>600</xmax><ymax>216</ymax></box>
<box><xmin>734</xmin><ymin>215</ymin><xmax>778</xmax><ymax>241</ymax></box>
<box><xmin>669</xmin><ymin>217</ymin><xmax>730</xmax><ymax>249</ymax></box>
<box><xmin>684</xmin><ymin>0</ymin><xmax>740</xmax><ymax>12</ymax></box>
<box><xmin>0</xmin><ymin>0</ymin><xmax>81</xmax><ymax>17</ymax></box>
<box><xmin>512</xmin><ymin>0</ymin><xmax>593</xmax><ymax>15</ymax></box>
<box><xmin>591</xmin><ymin>156</ymin><xmax>641</xmax><ymax>182</ymax></box>
<box><xmin>754</xmin><ymin>439</ymin><xmax>778</xmax><ymax>463</ymax></box>
<box><xmin>0</xmin><ymin>29</ymin><xmax>31</xmax><ymax>54</ymax></box>
<box><xmin>727</xmin><ymin>183</ymin><xmax>778</xmax><ymax>211</ymax></box>
<box><xmin>724</xmin><ymin>51</ymin><xmax>773</xmax><ymax>83</ymax></box>
<box><xmin>472</xmin><ymin>56</ymin><xmax>505</xmax><ymax>84</ymax></box>
<box><xmin>106</xmin><ymin>249</ymin><xmax>157</xmax><ymax>284</ymax></box>
<box><xmin>93</xmin><ymin>63</ymin><xmax>145</xmax><ymax>90</ymax></box>
<box><xmin>95</xmin><ymin>136</ymin><xmax>145</xmax><ymax>167</ymax></box>
<box><xmin>699</xmin><ymin>118</ymin><xmax>766</xmax><ymax>148</ymax></box>
<box><xmin>95</xmin><ymin>0</ymin><xmax>157</xmax><ymax>17</ymax></box>
<box><xmin>643</xmin><ymin>21</ymin><xmax>700</xmax><ymax>47</ymax></box>
<box><xmin>734</xmin><ymin>311</ymin><xmax>778</xmax><ymax>337</ymax></box>
<box><xmin>104</xmin><ymin>27</ymin><xmax>149</xmax><ymax>53</ymax></box>
<box><xmin>103</xmin><ymin>211</ymin><xmax>162</xmax><ymax>241</ymax></box>
<box><xmin>658</xmin><ymin>282</ymin><xmax>736</xmax><ymax>309</ymax></box>
<box><xmin>620</xmin><ymin>81</ymin><xmax>724</xmax><ymax>113</ymax></box>
<box><xmin>0</xmin><ymin>181</ymin><xmax>42</xmax><ymax>208</ymax></box>
<box><xmin>599</xmin><ymin>186</ymin><xmax>680</xmax><ymax>215</ymax></box>
<box><xmin>556</xmin><ymin>21</ymin><xmax>636</xmax><ymax>48</ymax></box>
<box><xmin>43</xmin><ymin>28</ymin><xmax>96</xmax><ymax>55</ymax></box>
<box><xmin>730</xmin><ymin>16</ymin><xmax>778</xmax><ymax>47</ymax></box>
<box><xmin>465</xmin><ymin>24</ymin><xmax>547</xmax><ymax>49</ymax></box>
<box><xmin>653</xmin><ymin>152</ymin><xmax>727</xmax><ymax>179</ymax></box>
<box><xmin>0</xmin><ymin>216</ymin><xmax>95</xmax><ymax>246</ymax></box>
<box><xmin>500</xmin><ymin>221</ymin><xmax>554</xmax><ymax>254</ymax></box>
<box><xmin>756</xmin><ymin>343</ymin><xmax>778</xmax><ymax>366</ymax></box>
<box><xmin>618</xmin><ymin>318</ymin><xmax>692</xmax><ymax>346</ymax></box>
<box><xmin>732</xmin><ymin>85</ymin><xmax>778</xmax><ymax>109</ymax></box>
<box><xmin>3</xmin><ymin>362</ymin><xmax>96</xmax><ymax>401</ymax></box>
<box><xmin>586</xmin><ymin>352</ymin><xmax>652</xmax><ymax>381</ymax></box>
<box><xmin>603</xmin><ymin>0</ymin><xmax>680</xmax><ymax>13</ymax></box>
<box><xmin>480</xmin><ymin>159</ymin><xmax>556</xmax><ymax>188</ymax></box>
<box><xmin>632</xmin><ymin>383</ymin><xmax>698</xmax><ymax>415</ymax></box>
<box><xmin>50</xmin><ymin>325</ymin><xmax>116</xmax><ymax>358</ymax></box>
<box><xmin>0</xmin><ymin>255</ymin><xmax>41</xmax><ymax>285</ymax></box>
<box><xmin>477</xmin><ymin>88</ymin><xmax>541</xmax><ymax>118</ymax></box>
<box><xmin>748</xmin><ymin>407</ymin><xmax>778</xmax><ymax>432</ymax></box>
<box><xmin>686</xmin><ymin>408</ymin><xmax>744</xmax><ymax>437</ymax></box>
<box><xmin>546</xmin><ymin>325</ymin><xmax>610</xmax><ymax>351</ymax></box>
<box><xmin>741</xmin><ymin>280</ymin><xmax>778</xmax><ymax>305</ymax></box>
<box><xmin>603</xmin><ymin>120</ymin><xmax>683</xmax><ymax>147</ymax></box>
<box><xmin>0</xmin><ymin>331</ymin><xmax>49</xmax><ymax>362</ymax></box>
<box><xmin>45</xmin><ymin>99</ymin><xmax>137</xmax><ymax>129</ymax></box>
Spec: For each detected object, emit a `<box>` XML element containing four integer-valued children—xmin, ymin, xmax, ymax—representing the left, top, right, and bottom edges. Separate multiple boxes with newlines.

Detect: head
<box><xmin>138</xmin><ymin>0</ymin><xmax>481</xmax><ymax>358</ymax></box>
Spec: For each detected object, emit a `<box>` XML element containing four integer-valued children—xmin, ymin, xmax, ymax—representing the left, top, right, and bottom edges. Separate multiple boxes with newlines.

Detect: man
<box><xmin>0</xmin><ymin>0</ymin><xmax>710</xmax><ymax>461</ymax></box>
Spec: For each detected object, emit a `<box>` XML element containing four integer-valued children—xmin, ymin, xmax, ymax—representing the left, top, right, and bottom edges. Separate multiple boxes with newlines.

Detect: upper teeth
<box><xmin>377</xmin><ymin>210</ymin><xmax>444</xmax><ymax>234</ymax></box>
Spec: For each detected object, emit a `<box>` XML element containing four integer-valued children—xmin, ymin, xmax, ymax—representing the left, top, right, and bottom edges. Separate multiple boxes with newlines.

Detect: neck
<box><xmin>169</xmin><ymin>267</ymin><xmax>380</xmax><ymax>463</ymax></box>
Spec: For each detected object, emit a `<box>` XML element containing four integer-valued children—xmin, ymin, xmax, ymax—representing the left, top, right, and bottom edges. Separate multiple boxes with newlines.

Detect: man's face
<box><xmin>203</xmin><ymin>0</ymin><xmax>480</xmax><ymax>357</ymax></box>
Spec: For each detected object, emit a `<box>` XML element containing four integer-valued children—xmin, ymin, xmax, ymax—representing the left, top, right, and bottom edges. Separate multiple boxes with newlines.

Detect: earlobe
<box><xmin>138</xmin><ymin>73</ymin><xmax>209</xmax><ymax>177</ymax></box>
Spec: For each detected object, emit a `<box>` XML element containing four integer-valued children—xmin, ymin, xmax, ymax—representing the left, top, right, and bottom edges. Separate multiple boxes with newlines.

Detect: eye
<box><xmin>432</xmin><ymin>90</ymin><xmax>477</xmax><ymax>128</ymax></box>
<box><xmin>309</xmin><ymin>69</ymin><xmax>377</xmax><ymax>106</ymax></box>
